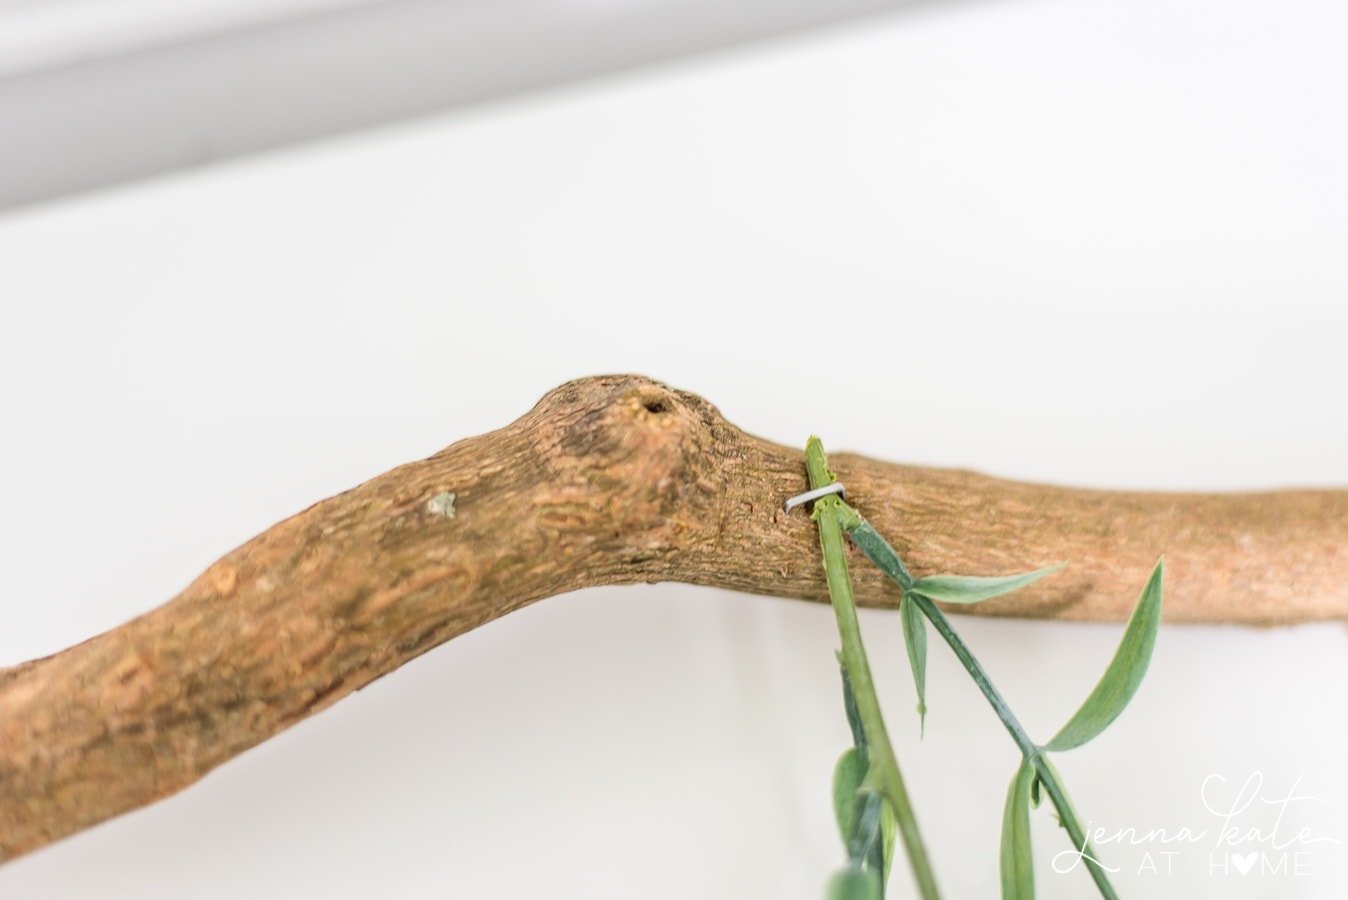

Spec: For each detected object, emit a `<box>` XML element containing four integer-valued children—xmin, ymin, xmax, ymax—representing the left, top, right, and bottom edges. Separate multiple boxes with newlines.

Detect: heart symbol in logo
<box><xmin>1232</xmin><ymin>851</ymin><xmax>1259</xmax><ymax>876</ymax></box>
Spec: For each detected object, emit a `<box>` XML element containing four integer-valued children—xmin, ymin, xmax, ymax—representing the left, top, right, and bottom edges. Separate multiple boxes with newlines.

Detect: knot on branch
<box><xmin>521</xmin><ymin>375</ymin><xmax>731</xmax><ymax>570</ymax></box>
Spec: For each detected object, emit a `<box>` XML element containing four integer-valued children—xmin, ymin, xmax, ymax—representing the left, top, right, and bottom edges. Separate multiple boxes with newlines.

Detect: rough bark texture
<box><xmin>1</xmin><ymin>374</ymin><xmax>1345</xmax><ymax>863</ymax></box>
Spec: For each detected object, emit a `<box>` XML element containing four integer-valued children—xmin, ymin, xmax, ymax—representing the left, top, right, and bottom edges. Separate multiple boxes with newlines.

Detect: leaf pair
<box><xmin>1002</xmin><ymin>756</ymin><xmax>1102</xmax><ymax>900</ymax></box>
<box><xmin>900</xmin><ymin>560</ymin><xmax>1064</xmax><ymax>732</ymax></box>
<box><xmin>998</xmin><ymin>559</ymin><xmax>1166</xmax><ymax>899</ymax></box>
<box><xmin>832</xmin><ymin>749</ymin><xmax>894</xmax><ymax>874</ymax></box>
<box><xmin>830</xmin><ymin>667</ymin><xmax>897</xmax><ymax>897</ymax></box>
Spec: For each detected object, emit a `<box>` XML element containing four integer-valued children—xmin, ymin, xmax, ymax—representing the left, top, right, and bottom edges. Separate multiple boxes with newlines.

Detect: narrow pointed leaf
<box><xmin>909</xmin><ymin>565</ymin><xmax>1063</xmax><ymax>605</ymax></box>
<box><xmin>900</xmin><ymin>594</ymin><xmax>928</xmax><ymax>734</ymax></box>
<box><xmin>1000</xmin><ymin>761</ymin><xmax>1036</xmax><ymax>900</ymax></box>
<box><xmin>832</xmin><ymin>748</ymin><xmax>866</xmax><ymax>848</ymax></box>
<box><xmin>827</xmin><ymin>866</ymin><xmax>882</xmax><ymax>900</ymax></box>
<box><xmin>1045</xmin><ymin>558</ymin><xmax>1164</xmax><ymax>751</ymax></box>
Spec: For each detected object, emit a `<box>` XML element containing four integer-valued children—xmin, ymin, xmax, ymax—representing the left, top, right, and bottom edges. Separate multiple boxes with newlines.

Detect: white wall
<box><xmin>1</xmin><ymin>0</ymin><xmax>1345</xmax><ymax>897</ymax></box>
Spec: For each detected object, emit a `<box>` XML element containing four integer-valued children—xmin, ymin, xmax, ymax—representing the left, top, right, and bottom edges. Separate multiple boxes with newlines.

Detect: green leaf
<box><xmin>839</xmin><ymin>665</ymin><xmax>868</xmax><ymax>751</ymax></box>
<box><xmin>832</xmin><ymin>748</ymin><xmax>867</xmax><ymax>849</ymax></box>
<box><xmin>834</xmin><ymin>747</ymin><xmax>885</xmax><ymax>869</ymax></box>
<box><xmin>909</xmin><ymin>565</ymin><xmax>1064</xmax><ymax>605</ymax></box>
<box><xmin>850</xmin><ymin>792</ymin><xmax>884</xmax><ymax>863</ymax></box>
<box><xmin>845</xmin><ymin>518</ymin><xmax>914</xmax><ymax>590</ymax></box>
<box><xmin>1044</xmin><ymin>558</ymin><xmax>1164</xmax><ymax>752</ymax></box>
<box><xmin>827</xmin><ymin>866</ymin><xmax>882</xmax><ymax>900</ymax></box>
<box><xmin>1000</xmin><ymin>761</ymin><xmax>1036</xmax><ymax>900</ymax></box>
<box><xmin>879</xmin><ymin>796</ymin><xmax>897</xmax><ymax>887</ymax></box>
<box><xmin>900</xmin><ymin>594</ymin><xmax>928</xmax><ymax>734</ymax></box>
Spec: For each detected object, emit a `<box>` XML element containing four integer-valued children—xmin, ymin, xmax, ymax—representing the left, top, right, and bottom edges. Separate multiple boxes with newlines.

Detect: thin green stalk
<box><xmin>805</xmin><ymin>439</ymin><xmax>941</xmax><ymax>900</ymax></box>
<box><xmin>843</xmin><ymin>512</ymin><xmax>1118</xmax><ymax>900</ymax></box>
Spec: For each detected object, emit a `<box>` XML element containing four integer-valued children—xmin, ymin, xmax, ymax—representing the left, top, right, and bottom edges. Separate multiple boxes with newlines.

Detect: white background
<box><xmin>1</xmin><ymin>0</ymin><xmax>1346</xmax><ymax>897</ymax></box>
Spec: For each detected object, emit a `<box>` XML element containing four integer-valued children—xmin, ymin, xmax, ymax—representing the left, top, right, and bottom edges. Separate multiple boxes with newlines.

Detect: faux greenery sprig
<box><xmin>803</xmin><ymin>437</ymin><xmax>1164</xmax><ymax>900</ymax></box>
<box><xmin>807</xmin><ymin>443</ymin><xmax>937</xmax><ymax>900</ymax></box>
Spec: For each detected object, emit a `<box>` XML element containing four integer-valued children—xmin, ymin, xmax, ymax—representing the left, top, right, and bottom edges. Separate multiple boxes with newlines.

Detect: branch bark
<box><xmin>2</xmin><ymin>374</ymin><xmax>1345</xmax><ymax>863</ymax></box>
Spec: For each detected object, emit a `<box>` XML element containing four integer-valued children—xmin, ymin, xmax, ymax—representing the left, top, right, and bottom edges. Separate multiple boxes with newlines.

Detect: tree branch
<box><xmin>1</xmin><ymin>374</ymin><xmax>1344</xmax><ymax>863</ymax></box>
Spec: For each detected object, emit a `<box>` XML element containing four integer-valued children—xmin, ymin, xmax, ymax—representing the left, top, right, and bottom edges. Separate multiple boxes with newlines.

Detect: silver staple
<box><xmin>783</xmin><ymin>482</ymin><xmax>846</xmax><ymax>513</ymax></box>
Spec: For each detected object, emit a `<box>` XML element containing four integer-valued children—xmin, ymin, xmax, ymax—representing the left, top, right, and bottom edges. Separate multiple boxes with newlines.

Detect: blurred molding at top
<box><xmin>0</xmin><ymin>0</ymin><xmax>937</xmax><ymax>214</ymax></box>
